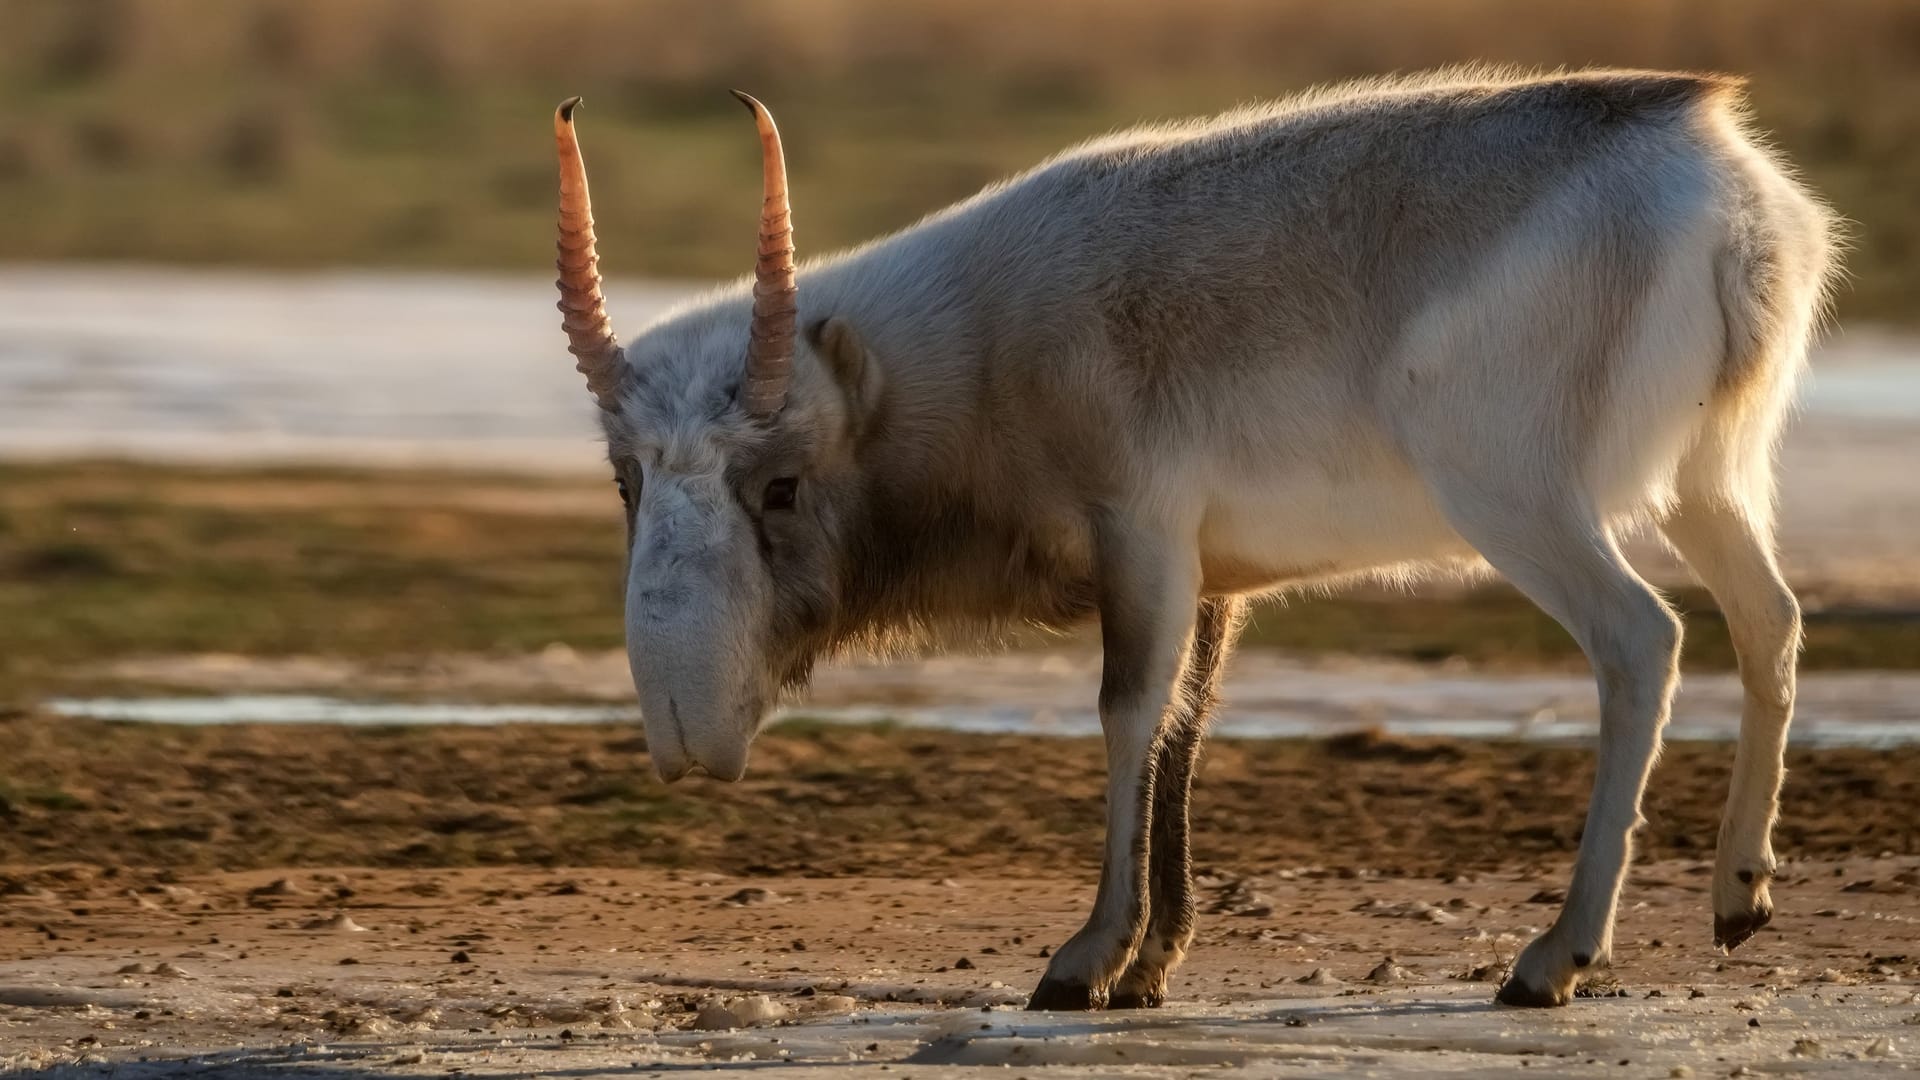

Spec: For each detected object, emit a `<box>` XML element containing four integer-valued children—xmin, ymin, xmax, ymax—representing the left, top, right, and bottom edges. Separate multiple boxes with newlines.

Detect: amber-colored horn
<box><xmin>731</xmin><ymin>90</ymin><xmax>796</xmax><ymax>417</ymax></box>
<box><xmin>554</xmin><ymin>97</ymin><xmax>625</xmax><ymax>411</ymax></box>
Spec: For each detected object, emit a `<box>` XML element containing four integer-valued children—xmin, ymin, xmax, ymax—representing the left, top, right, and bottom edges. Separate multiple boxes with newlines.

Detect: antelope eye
<box><xmin>763</xmin><ymin>476</ymin><xmax>799</xmax><ymax>512</ymax></box>
<box><xmin>615</xmin><ymin>476</ymin><xmax>633</xmax><ymax>508</ymax></box>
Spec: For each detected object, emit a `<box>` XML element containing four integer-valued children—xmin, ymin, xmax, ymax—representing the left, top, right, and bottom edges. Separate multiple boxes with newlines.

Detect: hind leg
<box><xmin>1659</xmin><ymin>498</ymin><xmax>1799</xmax><ymax>950</ymax></box>
<box><xmin>1431</xmin><ymin>492</ymin><xmax>1682</xmax><ymax>1007</ymax></box>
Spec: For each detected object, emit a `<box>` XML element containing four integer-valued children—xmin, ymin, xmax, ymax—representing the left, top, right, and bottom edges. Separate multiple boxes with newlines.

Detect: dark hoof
<box><xmin>1027</xmin><ymin>975</ymin><xmax>1102</xmax><ymax>1011</ymax></box>
<box><xmin>1106</xmin><ymin>987</ymin><xmax>1164</xmax><ymax>1010</ymax></box>
<box><xmin>1714</xmin><ymin>905</ymin><xmax>1773</xmax><ymax>951</ymax></box>
<box><xmin>1495</xmin><ymin>978</ymin><xmax>1569</xmax><ymax>1008</ymax></box>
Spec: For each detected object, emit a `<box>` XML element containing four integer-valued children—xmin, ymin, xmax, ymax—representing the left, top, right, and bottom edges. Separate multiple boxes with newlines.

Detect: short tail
<box><xmin>1692</xmin><ymin>149</ymin><xmax>1842</xmax><ymax>531</ymax></box>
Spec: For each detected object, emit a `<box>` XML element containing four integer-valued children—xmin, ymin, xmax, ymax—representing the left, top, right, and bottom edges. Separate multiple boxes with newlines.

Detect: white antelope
<box><xmin>546</xmin><ymin>68</ymin><xmax>1839</xmax><ymax>1009</ymax></box>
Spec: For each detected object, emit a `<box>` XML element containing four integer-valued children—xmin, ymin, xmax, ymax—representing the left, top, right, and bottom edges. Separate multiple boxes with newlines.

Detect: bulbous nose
<box><xmin>649</xmin><ymin>745</ymin><xmax>747</xmax><ymax>783</ymax></box>
<box><xmin>692</xmin><ymin>743</ymin><xmax>750</xmax><ymax>782</ymax></box>
<box><xmin>640</xmin><ymin>695</ymin><xmax>751</xmax><ymax>783</ymax></box>
<box><xmin>647</xmin><ymin>695</ymin><xmax>691</xmax><ymax>782</ymax></box>
<box><xmin>649</xmin><ymin>732</ymin><xmax>691</xmax><ymax>783</ymax></box>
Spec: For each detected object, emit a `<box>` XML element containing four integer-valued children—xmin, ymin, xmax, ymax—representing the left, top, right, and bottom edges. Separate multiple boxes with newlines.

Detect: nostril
<box><xmin>667</xmin><ymin>695</ymin><xmax>693</xmax><ymax>761</ymax></box>
<box><xmin>639</xmin><ymin>587</ymin><xmax>689</xmax><ymax>612</ymax></box>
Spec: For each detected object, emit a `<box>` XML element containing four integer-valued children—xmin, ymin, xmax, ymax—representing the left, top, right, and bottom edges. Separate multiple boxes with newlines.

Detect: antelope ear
<box><xmin>808</xmin><ymin>316</ymin><xmax>881</xmax><ymax>435</ymax></box>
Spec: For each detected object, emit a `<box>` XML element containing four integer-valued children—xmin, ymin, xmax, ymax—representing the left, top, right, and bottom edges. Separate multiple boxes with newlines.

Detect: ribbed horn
<box><xmin>731</xmin><ymin>90</ymin><xmax>796</xmax><ymax>417</ymax></box>
<box><xmin>553</xmin><ymin>97</ymin><xmax>625</xmax><ymax>411</ymax></box>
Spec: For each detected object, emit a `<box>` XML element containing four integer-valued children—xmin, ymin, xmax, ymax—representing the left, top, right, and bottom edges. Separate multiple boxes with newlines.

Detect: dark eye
<box><xmin>615</xmin><ymin>476</ymin><xmax>633</xmax><ymax>508</ymax></box>
<box><xmin>763</xmin><ymin>476</ymin><xmax>799</xmax><ymax>512</ymax></box>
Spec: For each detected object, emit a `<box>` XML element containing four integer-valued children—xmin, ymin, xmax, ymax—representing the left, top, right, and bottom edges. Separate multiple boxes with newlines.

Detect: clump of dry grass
<box><xmin>0</xmin><ymin>0</ymin><xmax>1915</xmax><ymax>319</ymax></box>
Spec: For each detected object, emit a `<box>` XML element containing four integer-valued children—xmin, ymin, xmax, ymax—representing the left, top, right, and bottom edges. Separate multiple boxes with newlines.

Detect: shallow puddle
<box><xmin>46</xmin><ymin>653</ymin><xmax>1920</xmax><ymax>748</ymax></box>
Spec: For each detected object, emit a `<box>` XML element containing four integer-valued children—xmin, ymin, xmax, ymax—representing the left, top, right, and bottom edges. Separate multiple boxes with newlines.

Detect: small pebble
<box><xmin>301</xmin><ymin>913</ymin><xmax>368</xmax><ymax>933</ymax></box>
<box><xmin>813</xmin><ymin>995</ymin><xmax>858</xmax><ymax>1015</ymax></box>
<box><xmin>693</xmin><ymin>994</ymin><xmax>788</xmax><ymax>1030</ymax></box>
<box><xmin>1365</xmin><ymin>959</ymin><xmax>1412</xmax><ymax>985</ymax></box>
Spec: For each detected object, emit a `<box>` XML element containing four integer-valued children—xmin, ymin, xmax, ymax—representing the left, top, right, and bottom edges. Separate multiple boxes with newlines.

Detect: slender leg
<box><xmin>1659</xmin><ymin>498</ymin><xmax>1800</xmax><ymax>949</ymax></box>
<box><xmin>1428</xmin><ymin>493</ymin><xmax>1682</xmax><ymax>1008</ymax></box>
<box><xmin>1109</xmin><ymin>597</ymin><xmax>1243</xmax><ymax>1009</ymax></box>
<box><xmin>1027</xmin><ymin>519</ymin><xmax>1199</xmax><ymax>1011</ymax></box>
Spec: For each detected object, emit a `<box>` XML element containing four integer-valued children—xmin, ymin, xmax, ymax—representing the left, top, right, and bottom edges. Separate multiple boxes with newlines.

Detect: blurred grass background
<box><xmin>3</xmin><ymin>1</ymin><xmax>1918</xmax><ymax>695</ymax></box>
<box><xmin>1</xmin><ymin>0</ymin><xmax>1916</xmax><ymax>321</ymax></box>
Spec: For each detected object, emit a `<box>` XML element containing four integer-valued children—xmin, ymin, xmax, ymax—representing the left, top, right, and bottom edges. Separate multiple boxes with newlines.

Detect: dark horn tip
<box><xmin>558</xmin><ymin>96</ymin><xmax>583</xmax><ymax>122</ymax></box>
<box><xmin>729</xmin><ymin>89</ymin><xmax>761</xmax><ymax>113</ymax></box>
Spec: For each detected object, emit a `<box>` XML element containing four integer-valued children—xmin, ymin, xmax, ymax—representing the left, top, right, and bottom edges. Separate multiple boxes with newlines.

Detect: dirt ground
<box><xmin>2</xmin><ymin>719</ymin><xmax>1918</xmax><ymax>1074</ymax></box>
<box><xmin>2</xmin><ymin>860</ymin><xmax>1917</xmax><ymax>1075</ymax></box>
<box><xmin>3</xmin><ymin>715</ymin><xmax>1917</xmax><ymax>876</ymax></box>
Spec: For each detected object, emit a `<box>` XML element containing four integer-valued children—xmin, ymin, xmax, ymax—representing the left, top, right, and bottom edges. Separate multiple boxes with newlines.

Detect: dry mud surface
<box><xmin>4</xmin><ymin>717</ymin><xmax>1918</xmax><ymax>877</ymax></box>
<box><xmin>2</xmin><ymin>862</ymin><xmax>1917</xmax><ymax>1076</ymax></box>
<box><xmin>2</xmin><ymin>721</ymin><xmax>1919</xmax><ymax>1075</ymax></box>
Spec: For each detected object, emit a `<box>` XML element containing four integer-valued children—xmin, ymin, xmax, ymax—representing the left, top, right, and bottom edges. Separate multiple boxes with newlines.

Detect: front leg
<box><xmin>1109</xmin><ymin>597</ymin><xmax>1243</xmax><ymax>1009</ymax></box>
<box><xmin>1028</xmin><ymin>519</ymin><xmax>1198</xmax><ymax>1011</ymax></box>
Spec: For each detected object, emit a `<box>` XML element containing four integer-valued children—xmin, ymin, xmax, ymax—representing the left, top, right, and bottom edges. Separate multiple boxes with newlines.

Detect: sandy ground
<box><xmin>2</xmin><ymin>719</ymin><xmax>1918</xmax><ymax>1074</ymax></box>
<box><xmin>2</xmin><ymin>861</ymin><xmax>1916</xmax><ymax>1076</ymax></box>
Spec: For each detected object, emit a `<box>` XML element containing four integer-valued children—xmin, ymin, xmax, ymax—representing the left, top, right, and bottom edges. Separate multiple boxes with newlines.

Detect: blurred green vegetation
<box><xmin>0</xmin><ymin>0</ymin><xmax>1916</xmax><ymax>320</ymax></box>
<box><xmin>0</xmin><ymin>462</ymin><xmax>627</xmax><ymax>689</ymax></box>
<box><xmin>6</xmin><ymin>462</ymin><xmax>1920</xmax><ymax>704</ymax></box>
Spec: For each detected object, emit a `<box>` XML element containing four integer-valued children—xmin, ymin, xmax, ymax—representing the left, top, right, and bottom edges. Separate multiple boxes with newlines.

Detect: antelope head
<box><xmin>552</xmin><ymin>94</ymin><xmax>881</xmax><ymax>782</ymax></box>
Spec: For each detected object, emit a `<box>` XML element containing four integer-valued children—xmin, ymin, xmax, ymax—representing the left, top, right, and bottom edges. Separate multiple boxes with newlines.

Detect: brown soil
<box><xmin>4</xmin><ymin>718</ymin><xmax>1918</xmax><ymax>1068</ymax></box>
<box><xmin>1</xmin><ymin>714</ymin><xmax>1915</xmax><ymax>878</ymax></box>
<box><xmin>3</xmin><ymin>859</ymin><xmax>1918</xmax><ymax>1065</ymax></box>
